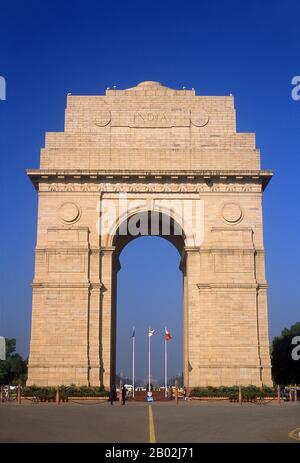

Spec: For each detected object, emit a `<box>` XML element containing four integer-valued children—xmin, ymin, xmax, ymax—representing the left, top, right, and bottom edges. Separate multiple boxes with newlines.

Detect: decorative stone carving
<box><xmin>221</xmin><ymin>202</ymin><xmax>243</xmax><ymax>224</ymax></box>
<box><xmin>94</xmin><ymin>110</ymin><xmax>111</xmax><ymax>127</ymax></box>
<box><xmin>40</xmin><ymin>180</ymin><xmax>260</xmax><ymax>194</ymax></box>
<box><xmin>191</xmin><ymin>110</ymin><xmax>209</xmax><ymax>127</ymax></box>
<box><xmin>58</xmin><ymin>202</ymin><xmax>81</xmax><ymax>224</ymax></box>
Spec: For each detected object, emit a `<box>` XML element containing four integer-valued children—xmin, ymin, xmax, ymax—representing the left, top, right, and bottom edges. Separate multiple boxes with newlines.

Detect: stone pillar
<box><xmin>256</xmin><ymin>283</ymin><xmax>272</xmax><ymax>385</ymax></box>
<box><xmin>27</xmin><ymin>282</ymin><xmax>91</xmax><ymax>386</ymax></box>
<box><xmin>181</xmin><ymin>252</ymin><xmax>189</xmax><ymax>389</ymax></box>
<box><xmin>88</xmin><ymin>281</ymin><xmax>102</xmax><ymax>387</ymax></box>
<box><xmin>184</xmin><ymin>247</ymin><xmax>201</xmax><ymax>391</ymax></box>
<box><xmin>254</xmin><ymin>249</ymin><xmax>272</xmax><ymax>386</ymax></box>
<box><xmin>100</xmin><ymin>246</ymin><xmax>115</xmax><ymax>389</ymax></box>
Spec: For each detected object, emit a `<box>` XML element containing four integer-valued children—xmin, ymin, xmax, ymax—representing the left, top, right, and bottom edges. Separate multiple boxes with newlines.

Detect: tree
<box><xmin>0</xmin><ymin>338</ymin><xmax>27</xmax><ymax>385</ymax></box>
<box><xmin>5</xmin><ymin>338</ymin><xmax>17</xmax><ymax>356</ymax></box>
<box><xmin>271</xmin><ymin>322</ymin><xmax>300</xmax><ymax>385</ymax></box>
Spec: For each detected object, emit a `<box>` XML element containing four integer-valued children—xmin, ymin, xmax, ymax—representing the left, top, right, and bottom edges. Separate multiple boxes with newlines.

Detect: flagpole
<box><xmin>165</xmin><ymin>327</ymin><xmax>167</xmax><ymax>397</ymax></box>
<box><xmin>148</xmin><ymin>327</ymin><xmax>151</xmax><ymax>393</ymax></box>
<box><xmin>132</xmin><ymin>327</ymin><xmax>135</xmax><ymax>398</ymax></box>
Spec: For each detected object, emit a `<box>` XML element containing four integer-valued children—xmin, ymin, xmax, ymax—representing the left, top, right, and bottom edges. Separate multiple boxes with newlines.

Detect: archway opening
<box><xmin>111</xmin><ymin>211</ymin><xmax>186</xmax><ymax>389</ymax></box>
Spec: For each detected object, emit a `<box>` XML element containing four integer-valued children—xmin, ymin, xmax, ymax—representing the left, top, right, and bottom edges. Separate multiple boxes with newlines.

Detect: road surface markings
<box><xmin>288</xmin><ymin>427</ymin><xmax>300</xmax><ymax>441</ymax></box>
<box><xmin>148</xmin><ymin>405</ymin><xmax>156</xmax><ymax>443</ymax></box>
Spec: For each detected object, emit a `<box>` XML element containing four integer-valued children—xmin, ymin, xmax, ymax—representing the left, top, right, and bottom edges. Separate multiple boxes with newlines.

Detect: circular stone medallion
<box><xmin>94</xmin><ymin>110</ymin><xmax>111</xmax><ymax>127</ymax></box>
<box><xmin>59</xmin><ymin>202</ymin><xmax>80</xmax><ymax>223</ymax></box>
<box><xmin>191</xmin><ymin>110</ymin><xmax>209</xmax><ymax>127</ymax></box>
<box><xmin>222</xmin><ymin>202</ymin><xmax>243</xmax><ymax>224</ymax></box>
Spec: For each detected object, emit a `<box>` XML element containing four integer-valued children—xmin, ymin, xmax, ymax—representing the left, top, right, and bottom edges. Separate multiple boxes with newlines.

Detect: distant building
<box><xmin>0</xmin><ymin>336</ymin><xmax>6</xmax><ymax>361</ymax></box>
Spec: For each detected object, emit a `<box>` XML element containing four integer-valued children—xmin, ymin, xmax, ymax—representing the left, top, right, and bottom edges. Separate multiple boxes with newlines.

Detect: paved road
<box><xmin>0</xmin><ymin>401</ymin><xmax>299</xmax><ymax>443</ymax></box>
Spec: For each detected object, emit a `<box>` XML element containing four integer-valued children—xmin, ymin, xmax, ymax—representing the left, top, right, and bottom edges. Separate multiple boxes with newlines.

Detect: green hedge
<box><xmin>23</xmin><ymin>386</ymin><xmax>56</xmax><ymax>402</ymax></box>
<box><xmin>59</xmin><ymin>385</ymin><xmax>109</xmax><ymax>399</ymax></box>
<box><xmin>24</xmin><ymin>385</ymin><xmax>109</xmax><ymax>401</ymax></box>
<box><xmin>190</xmin><ymin>385</ymin><xmax>277</xmax><ymax>400</ymax></box>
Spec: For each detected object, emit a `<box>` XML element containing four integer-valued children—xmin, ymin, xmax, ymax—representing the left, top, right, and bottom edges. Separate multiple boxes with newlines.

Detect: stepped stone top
<box><xmin>136</xmin><ymin>81</ymin><xmax>163</xmax><ymax>87</ymax></box>
<box><xmin>111</xmin><ymin>80</ymin><xmax>191</xmax><ymax>94</ymax></box>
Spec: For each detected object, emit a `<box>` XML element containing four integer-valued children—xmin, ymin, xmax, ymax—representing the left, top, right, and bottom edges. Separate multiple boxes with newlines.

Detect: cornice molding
<box><xmin>31</xmin><ymin>281</ymin><xmax>103</xmax><ymax>290</ymax></box>
<box><xmin>199</xmin><ymin>247</ymin><xmax>256</xmax><ymax>254</ymax></box>
<box><xmin>27</xmin><ymin>169</ymin><xmax>273</xmax><ymax>191</ymax></box>
<box><xmin>32</xmin><ymin>281</ymin><xmax>91</xmax><ymax>289</ymax></box>
<box><xmin>197</xmin><ymin>282</ymin><xmax>269</xmax><ymax>290</ymax></box>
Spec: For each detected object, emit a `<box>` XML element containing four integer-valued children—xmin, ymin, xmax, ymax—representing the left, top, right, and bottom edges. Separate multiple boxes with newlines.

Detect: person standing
<box><xmin>121</xmin><ymin>385</ymin><xmax>126</xmax><ymax>405</ymax></box>
<box><xmin>109</xmin><ymin>385</ymin><xmax>115</xmax><ymax>405</ymax></box>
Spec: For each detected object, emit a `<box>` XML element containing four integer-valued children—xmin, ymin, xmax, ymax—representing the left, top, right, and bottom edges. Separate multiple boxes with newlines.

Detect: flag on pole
<box><xmin>165</xmin><ymin>328</ymin><xmax>172</xmax><ymax>341</ymax></box>
<box><xmin>132</xmin><ymin>326</ymin><xmax>135</xmax><ymax>338</ymax></box>
<box><xmin>148</xmin><ymin>328</ymin><xmax>155</xmax><ymax>337</ymax></box>
<box><xmin>148</xmin><ymin>327</ymin><xmax>154</xmax><ymax>397</ymax></box>
<box><xmin>164</xmin><ymin>327</ymin><xmax>171</xmax><ymax>397</ymax></box>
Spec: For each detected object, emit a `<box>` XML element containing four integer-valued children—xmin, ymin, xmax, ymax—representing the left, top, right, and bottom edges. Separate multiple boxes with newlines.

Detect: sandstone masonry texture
<box><xmin>27</xmin><ymin>81</ymin><xmax>273</xmax><ymax>388</ymax></box>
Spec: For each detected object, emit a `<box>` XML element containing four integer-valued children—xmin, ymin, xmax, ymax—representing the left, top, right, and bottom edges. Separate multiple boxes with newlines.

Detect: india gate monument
<box><xmin>26</xmin><ymin>81</ymin><xmax>273</xmax><ymax>388</ymax></box>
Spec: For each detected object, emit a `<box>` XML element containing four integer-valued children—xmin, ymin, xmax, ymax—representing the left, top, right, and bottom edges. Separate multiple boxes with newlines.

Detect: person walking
<box><xmin>109</xmin><ymin>385</ymin><xmax>115</xmax><ymax>405</ymax></box>
<box><xmin>121</xmin><ymin>385</ymin><xmax>126</xmax><ymax>405</ymax></box>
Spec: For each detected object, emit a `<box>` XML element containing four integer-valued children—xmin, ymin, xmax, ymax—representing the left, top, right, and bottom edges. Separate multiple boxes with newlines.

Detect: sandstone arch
<box><xmin>27</xmin><ymin>81</ymin><xmax>273</xmax><ymax>388</ymax></box>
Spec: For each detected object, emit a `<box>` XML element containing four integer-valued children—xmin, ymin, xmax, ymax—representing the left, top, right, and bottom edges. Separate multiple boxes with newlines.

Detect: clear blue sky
<box><xmin>0</xmin><ymin>0</ymin><xmax>299</xmax><ymax>382</ymax></box>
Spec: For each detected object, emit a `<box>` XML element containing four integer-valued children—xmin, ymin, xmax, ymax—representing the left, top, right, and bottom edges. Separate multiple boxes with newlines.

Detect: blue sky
<box><xmin>0</xmin><ymin>0</ymin><xmax>299</xmax><ymax>381</ymax></box>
